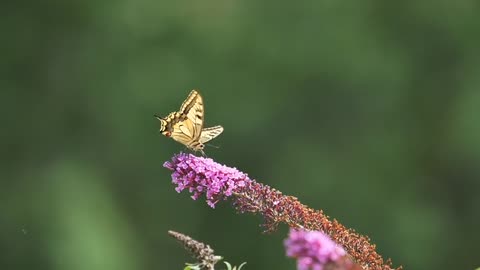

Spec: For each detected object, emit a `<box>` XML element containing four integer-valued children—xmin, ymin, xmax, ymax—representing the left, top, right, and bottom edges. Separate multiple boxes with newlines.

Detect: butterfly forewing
<box><xmin>182</xmin><ymin>90</ymin><xmax>204</xmax><ymax>141</ymax></box>
<box><xmin>160</xmin><ymin>112</ymin><xmax>183</xmax><ymax>133</ymax></box>
<box><xmin>179</xmin><ymin>90</ymin><xmax>199</xmax><ymax>114</ymax></box>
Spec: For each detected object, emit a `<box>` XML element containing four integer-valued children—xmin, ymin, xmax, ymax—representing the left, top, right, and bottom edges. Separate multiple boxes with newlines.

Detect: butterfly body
<box><xmin>155</xmin><ymin>90</ymin><xmax>223</xmax><ymax>155</ymax></box>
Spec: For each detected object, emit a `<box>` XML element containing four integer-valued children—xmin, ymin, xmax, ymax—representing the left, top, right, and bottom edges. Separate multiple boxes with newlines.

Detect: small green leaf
<box><xmin>237</xmin><ymin>262</ymin><xmax>247</xmax><ymax>270</ymax></box>
<box><xmin>224</xmin><ymin>261</ymin><xmax>232</xmax><ymax>270</ymax></box>
<box><xmin>184</xmin><ymin>263</ymin><xmax>201</xmax><ymax>270</ymax></box>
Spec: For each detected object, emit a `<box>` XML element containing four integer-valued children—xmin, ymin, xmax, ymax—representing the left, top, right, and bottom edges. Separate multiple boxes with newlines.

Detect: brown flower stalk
<box><xmin>233</xmin><ymin>181</ymin><xmax>401</xmax><ymax>270</ymax></box>
<box><xmin>168</xmin><ymin>230</ymin><xmax>222</xmax><ymax>270</ymax></box>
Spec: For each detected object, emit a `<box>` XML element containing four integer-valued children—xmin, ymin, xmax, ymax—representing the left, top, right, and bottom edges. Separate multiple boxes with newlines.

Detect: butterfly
<box><xmin>155</xmin><ymin>90</ymin><xmax>224</xmax><ymax>155</ymax></box>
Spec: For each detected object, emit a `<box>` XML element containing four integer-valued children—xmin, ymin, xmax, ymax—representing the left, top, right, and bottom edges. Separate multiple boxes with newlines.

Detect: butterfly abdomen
<box><xmin>187</xmin><ymin>140</ymin><xmax>205</xmax><ymax>151</ymax></box>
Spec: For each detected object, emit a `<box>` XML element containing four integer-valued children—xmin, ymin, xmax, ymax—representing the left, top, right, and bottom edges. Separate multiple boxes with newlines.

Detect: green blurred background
<box><xmin>1</xmin><ymin>1</ymin><xmax>479</xmax><ymax>270</ymax></box>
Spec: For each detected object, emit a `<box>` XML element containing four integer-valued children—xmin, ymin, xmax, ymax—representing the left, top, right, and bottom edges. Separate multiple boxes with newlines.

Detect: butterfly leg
<box><xmin>205</xmin><ymin>143</ymin><xmax>220</xmax><ymax>149</ymax></box>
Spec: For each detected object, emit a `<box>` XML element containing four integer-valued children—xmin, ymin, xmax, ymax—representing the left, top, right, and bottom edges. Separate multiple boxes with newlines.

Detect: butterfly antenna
<box><xmin>154</xmin><ymin>115</ymin><xmax>163</xmax><ymax>133</ymax></box>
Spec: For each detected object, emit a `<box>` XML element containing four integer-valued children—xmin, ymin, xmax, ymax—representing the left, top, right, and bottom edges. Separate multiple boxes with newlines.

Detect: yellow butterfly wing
<box><xmin>179</xmin><ymin>90</ymin><xmax>200</xmax><ymax>114</ymax></box>
<box><xmin>169</xmin><ymin>119</ymin><xmax>196</xmax><ymax>146</ymax></box>
<box><xmin>178</xmin><ymin>90</ymin><xmax>204</xmax><ymax>141</ymax></box>
<box><xmin>200</xmin><ymin>126</ymin><xmax>224</xmax><ymax>144</ymax></box>
<box><xmin>167</xmin><ymin>90</ymin><xmax>205</xmax><ymax>150</ymax></box>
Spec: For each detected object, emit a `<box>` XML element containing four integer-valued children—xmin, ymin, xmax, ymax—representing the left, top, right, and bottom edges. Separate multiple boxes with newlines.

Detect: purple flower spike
<box><xmin>164</xmin><ymin>153</ymin><xmax>399</xmax><ymax>270</ymax></box>
<box><xmin>285</xmin><ymin>229</ymin><xmax>346</xmax><ymax>270</ymax></box>
<box><xmin>163</xmin><ymin>153</ymin><xmax>252</xmax><ymax>208</ymax></box>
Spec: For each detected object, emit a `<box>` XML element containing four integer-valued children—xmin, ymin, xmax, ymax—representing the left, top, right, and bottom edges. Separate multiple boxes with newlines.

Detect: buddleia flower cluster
<box><xmin>164</xmin><ymin>153</ymin><xmax>401</xmax><ymax>270</ymax></box>
<box><xmin>284</xmin><ymin>229</ymin><xmax>362</xmax><ymax>270</ymax></box>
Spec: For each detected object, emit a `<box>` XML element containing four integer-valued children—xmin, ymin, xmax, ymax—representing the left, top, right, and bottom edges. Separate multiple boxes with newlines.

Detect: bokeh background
<box><xmin>1</xmin><ymin>1</ymin><xmax>479</xmax><ymax>270</ymax></box>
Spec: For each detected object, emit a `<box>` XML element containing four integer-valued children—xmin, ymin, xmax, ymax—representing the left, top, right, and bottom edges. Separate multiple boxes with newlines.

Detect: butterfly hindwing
<box><xmin>170</xmin><ymin>121</ymin><xmax>195</xmax><ymax>145</ymax></box>
<box><xmin>200</xmin><ymin>126</ymin><xmax>224</xmax><ymax>144</ymax></box>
